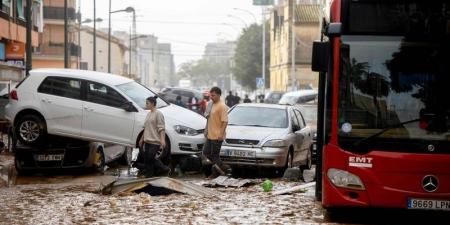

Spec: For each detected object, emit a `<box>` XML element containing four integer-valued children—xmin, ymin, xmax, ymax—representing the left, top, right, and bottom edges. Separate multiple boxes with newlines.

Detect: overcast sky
<box><xmin>80</xmin><ymin>0</ymin><xmax>268</xmax><ymax>69</ymax></box>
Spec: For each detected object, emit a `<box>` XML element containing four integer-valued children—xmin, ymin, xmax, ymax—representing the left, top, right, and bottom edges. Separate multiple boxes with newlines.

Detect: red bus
<box><xmin>311</xmin><ymin>0</ymin><xmax>450</xmax><ymax>211</ymax></box>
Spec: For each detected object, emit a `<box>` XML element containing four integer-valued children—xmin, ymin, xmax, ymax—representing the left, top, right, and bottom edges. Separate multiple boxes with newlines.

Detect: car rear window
<box><xmin>38</xmin><ymin>76</ymin><xmax>82</xmax><ymax>100</ymax></box>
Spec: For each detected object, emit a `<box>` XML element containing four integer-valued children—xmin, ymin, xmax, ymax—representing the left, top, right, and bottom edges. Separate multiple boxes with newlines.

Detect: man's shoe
<box><xmin>213</xmin><ymin>164</ymin><xmax>225</xmax><ymax>176</ymax></box>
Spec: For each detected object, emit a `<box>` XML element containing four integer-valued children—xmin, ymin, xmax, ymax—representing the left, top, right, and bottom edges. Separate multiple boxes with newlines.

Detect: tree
<box><xmin>176</xmin><ymin>59</ymin><xmax>230</xmax><ymax>87</ymax></box>
<box><xmin>232</xmin><ymin>23</ymin><xmax>270</xmax><ymax>90</ymax></box>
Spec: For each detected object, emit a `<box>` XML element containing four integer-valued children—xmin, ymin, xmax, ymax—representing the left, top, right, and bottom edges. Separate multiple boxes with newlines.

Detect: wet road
<box><xmin>1</xmin><ymin>166</ymin><xmax>449</xmax><ymax>225</ymax></box>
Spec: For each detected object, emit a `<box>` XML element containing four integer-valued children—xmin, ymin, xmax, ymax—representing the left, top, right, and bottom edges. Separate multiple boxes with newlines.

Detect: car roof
<box><xmin>236</xmin><ymin>103</ymin><xmax>290</xmax><ymax>110</ymax></box>
<box><xmin>282</xmin><ymin>89</ymin><xmax>318</xmax><ymax>97</ymax></box>
<box><xmin>29</xmin><ymin>68</ymin><xmax>133</xmax><ymax>86</ymax></box>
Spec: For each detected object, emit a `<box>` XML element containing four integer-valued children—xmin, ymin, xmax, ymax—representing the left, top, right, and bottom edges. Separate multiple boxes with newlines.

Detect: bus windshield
<box><xmin>337</xmin><ymin>1</ymin><xmax>450</xmax><ymax>152</ymax></box>
<box><xmin>338</xmin><ymin>34</ymin><xmax>449</xmax><ymax>151</ymax></box>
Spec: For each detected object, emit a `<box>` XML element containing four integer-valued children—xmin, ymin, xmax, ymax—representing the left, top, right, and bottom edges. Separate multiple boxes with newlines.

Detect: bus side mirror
<box><xmin>311</xmin><ymin>41</ymin><xmax>329</xmax><ymax>72</ymax></box>
<box><xmin>326</xmin><ymin>22</ymin><xmax>342</xmax><ymax>37</ymax></box>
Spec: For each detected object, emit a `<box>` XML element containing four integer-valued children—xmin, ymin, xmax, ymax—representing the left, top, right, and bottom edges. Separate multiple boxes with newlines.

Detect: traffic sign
<box><xmin>256</xmin><ymin>77</ymin><xmax>265</xmax><ymax>88</ymax></box>
<box><xmin>253</xmin><ymin>0</ymin><xmax>274</xmax><ymax>6</ymax></box>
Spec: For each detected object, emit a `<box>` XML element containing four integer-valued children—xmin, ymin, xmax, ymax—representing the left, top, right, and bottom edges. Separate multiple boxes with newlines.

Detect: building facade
<box><xmin>32</xmin><ymin>0</ymin><xmax>78</xmax><ymax>69</ymax></box>
<box><xmin>1</xmin><ymin>0</ymin><xmax>40</xmax><ymax>82</ymax></box>
<box><xmin>269</xmin><ymin>0</ymin><xmax>322</xmax><ymax>91</ymax></box>
<box><xmin>79</xmin><ymin>27</ymin><xmax>127</xmax><ymax>76</ymax></box>
<box><xmin>156</xmin><ymin>43</ymin><xmax>175</xmax><ymax>88</ymax></box>
<box><xmin>203</xmin><ymin>41</ymin><xmax>236</xmax><ymax>91</ymax></box>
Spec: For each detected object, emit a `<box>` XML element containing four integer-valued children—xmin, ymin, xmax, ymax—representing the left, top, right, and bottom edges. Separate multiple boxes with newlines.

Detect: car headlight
<box><xmin>263</xmin><ymin>139</ymin><xmax>287</xmax><ymax>147</ymax></box>
<box><xmin>327</xmin><ymin>168</ymin><xmax>365</xmax><ymax>190</ymax></box>
<box><xmin>313</xmin><ymin>132</ymin><xmax>317</xmax><ymax>140</ymax></box>
<box><xmin>174</xmin><ymin>125</ymin><xmax>198</xmax><ymax>136</ymax></box>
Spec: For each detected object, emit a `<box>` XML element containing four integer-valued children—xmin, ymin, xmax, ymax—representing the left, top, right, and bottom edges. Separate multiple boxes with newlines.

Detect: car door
<box><xmin>293</xmin><ymin>109</ymin><xmax>311</xmax><ymax>162</ymax></box>
<box><xmin>36</xmin><ymin>76</ymin><xmax>83</xmax><ymax>136</ymax></box>
<box><xmin>81</xmin><ymin>81</ymin><xmax>136</xmax><ymax>145</ymax></box>
<box><xmin>289</xmin><ymin>109</ymin><xmax>304</xmax><ymax>163</ymax></box>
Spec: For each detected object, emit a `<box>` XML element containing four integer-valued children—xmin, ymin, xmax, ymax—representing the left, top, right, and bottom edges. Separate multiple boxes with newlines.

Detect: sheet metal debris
<box><xmin>203</xmin><ymin>176</ymin><xmax>260</xmax><ymax>188</ymax></box>
<box><xmin>102</xmin><ymin>177</ymin><xmax>216</xmax><ymax>197</ymax></box>
<box><xmin>272</xmin><ymin>182</ymin><xmax>316</xmax><ymax>195</ymax></box>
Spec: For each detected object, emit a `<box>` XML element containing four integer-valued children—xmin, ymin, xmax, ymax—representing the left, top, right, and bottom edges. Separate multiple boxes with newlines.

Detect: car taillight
<box><xmin>10</xmin><ymin>90</ymin><xmax>18</xmax><ymax>100</ymax></box>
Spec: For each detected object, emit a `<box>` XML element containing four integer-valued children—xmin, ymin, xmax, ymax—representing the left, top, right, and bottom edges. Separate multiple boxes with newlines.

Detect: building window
<box><xmin>1</xmin><ymin>0</ymin><xmax>11</xmax><ymax>15</ymax></box>
<box><xmin>16</xmin><ymin>0</ymin><xmax>24</xmax><ymax>19</ymax></box>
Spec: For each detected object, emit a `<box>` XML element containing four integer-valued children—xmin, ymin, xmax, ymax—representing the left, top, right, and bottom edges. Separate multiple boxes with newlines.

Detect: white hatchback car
<box><xmin>5</xmin><ymin>69</ymin><xmax>206</xmax><ymax>156</ymax></box>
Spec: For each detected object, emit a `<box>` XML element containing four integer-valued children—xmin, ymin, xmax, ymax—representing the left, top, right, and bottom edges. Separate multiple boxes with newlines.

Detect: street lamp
<box><xmin>232</xmin><ymin>8</ymin><xmax>257</xmax><ymax>24</ymax></box>
<box><xmin>108</xmin><ymin>3</ymin><xmax>135</xmax><ymax>73</ymax></box>
<box><xmin>227</xmin><ymin>14</ymin><xmax>248</xmax><ymax>28</ymax></box>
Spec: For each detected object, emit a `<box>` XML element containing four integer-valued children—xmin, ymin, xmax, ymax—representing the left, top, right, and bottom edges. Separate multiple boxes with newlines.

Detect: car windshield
<box><xmin>116</xmin><ymin>81</ymin><xmax>168</xmax><ymax>109</ymax></box>
<box><xmin>228</xmin><ymin>106</ymin><xmax>288</xmax><ymax>128</ymax></box>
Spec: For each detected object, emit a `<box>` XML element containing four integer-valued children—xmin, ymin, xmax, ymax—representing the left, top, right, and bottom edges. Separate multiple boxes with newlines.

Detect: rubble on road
<box><xmin>272</xmin><ymin>182</ymin><xmax>315</xmax><ymax>195</ymax></box>
<box><xmin>0</xmin><ymin>153</ymin><xmax>15</xmax><ymax>188</ymax></box>
<box><xmin>202</xmin><ymin>176</ymin><xmax>261</xmax><ymax>188</ymax></box>
<box><xmin>102</xmin><ymin>177</ymin><xmax>217</xmax><ymax>197</ymax></box>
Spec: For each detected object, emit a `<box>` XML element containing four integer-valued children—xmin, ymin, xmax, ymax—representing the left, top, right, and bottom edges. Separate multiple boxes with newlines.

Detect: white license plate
<box><xmin>36</xmin><ymin>154</ymin><xmax>64</xmax><ymax>161</ymax></box>
<box><xmin>408</xmin><ymin>198</ymin><xmax>450</xmax><ymax>211</ymax></box>
<box><xmin>223</xmin><ymin>149</ymin><xmax>255</xmax><ymax>158</ymax></box>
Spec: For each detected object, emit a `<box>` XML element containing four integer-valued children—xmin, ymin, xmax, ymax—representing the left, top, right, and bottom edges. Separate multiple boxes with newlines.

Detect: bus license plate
<box><xmin>408</xmin><ymin>198</ymin><xmax>450</xmax><ymax>211</ymax></box>
<box><xmin>36</xmin><ymin>154</ymin><xmax>64</xmax><ymax>161</ymax></box>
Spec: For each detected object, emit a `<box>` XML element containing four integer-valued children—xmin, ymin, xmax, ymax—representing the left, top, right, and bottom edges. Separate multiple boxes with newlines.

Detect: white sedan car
<box><xmin>220</xmin><ymin>103</ymin><xmax>313</xmax><ymax>172</ymax></box>
<box><xmin>5</xmin><ymin>69</ymin><xmax>206</xmax><ymax>156</ymax></box>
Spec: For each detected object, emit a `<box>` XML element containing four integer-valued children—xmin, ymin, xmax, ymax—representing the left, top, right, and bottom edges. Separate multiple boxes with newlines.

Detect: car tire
<box><xmin>300</xmin><ymin>147</ymin><xmax>312</xmax><ymax>171</ymax></box>
<box><xmin>15</xmin><ymin>114</ymin><xmax>47</xmax><ymax>146</ymax></box>
<box><xmin>93</xmin><ymin>146</ymin><xmax>105</xmax><ymax>173</ymax></box>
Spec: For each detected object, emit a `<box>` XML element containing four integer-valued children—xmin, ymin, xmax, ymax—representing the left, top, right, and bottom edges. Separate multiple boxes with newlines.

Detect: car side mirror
<box><xmin>292</xmin><ymin>125</ymin><xmax>300</xmax><ymax>132</ymax></box>
<box><xmin>122</xmin><ymin>102</ymin><xmax>138</xmax><ymax>112</ymax></box>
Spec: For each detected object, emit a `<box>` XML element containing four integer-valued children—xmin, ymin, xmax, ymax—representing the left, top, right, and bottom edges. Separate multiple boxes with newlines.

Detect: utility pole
<box><xmin>93</xmin><ymin>0</ymin><xmax>97</xmax><ymax>71</ymax></box>
<box><xmin>290</xmin><ymin>0</ymin><xmax>296</xmax><ymax>91</ymax></box>
<box><xmin>64</xmin><ymin>0</ymin><xmax>69</xmax><ymax>68</ymax></box>
<box><xmin>25</xmin><ymin>0</ymin><xmax>32</xmax><ymax>75</ymax></box>
<box><xmin>108</xmin><ymin>0</ymin><xmax>112</xmax><ymax>73</ymax></box>
<box><xmin>77</xmin><ymin>0</ymin><xmax>81</xmax><ymax>69</ymax></box>
<box><xmin>262</xmin><ymin>6</ymin><xmax>266</xmax><ymax>94</ymax></box>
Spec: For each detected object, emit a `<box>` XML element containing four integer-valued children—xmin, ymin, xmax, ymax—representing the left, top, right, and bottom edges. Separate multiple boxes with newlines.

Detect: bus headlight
<box><xmin>327</xmin><ymin>168</ymin><xmax>365</xmax><ymax>190</ymax></box>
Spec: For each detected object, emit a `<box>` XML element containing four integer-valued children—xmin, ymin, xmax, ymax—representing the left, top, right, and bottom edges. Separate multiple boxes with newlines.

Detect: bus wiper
<box><xmin>353</xmin><ymin>118</ymin><xmax>420</xmax><ymax>147</ymax></box>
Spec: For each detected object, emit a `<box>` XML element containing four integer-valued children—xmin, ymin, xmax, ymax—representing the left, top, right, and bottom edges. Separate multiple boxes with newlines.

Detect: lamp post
<box><xmin>232</xmin><ymin>8</ymin><xmax>257</xmax><ymax>24</ymax></box>
<box><xmin>227</xmin><ymin>14</ymin><xmax>248</xmax><ymax>28</ymax></box>
<box><xmin>93</xmin><ymin>0</ymin><xmax>96</xmax><ymax>71</ymax></box>
<box><xmin>108</xmin><ymin>5</ymin><xmax>135</xmax><ymax>73</ymax></box>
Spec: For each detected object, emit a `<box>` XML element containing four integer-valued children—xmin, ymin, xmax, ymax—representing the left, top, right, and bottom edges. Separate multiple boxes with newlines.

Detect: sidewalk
<box><xmin>0</xmin><ymin>152</ymin><xmax>15</xmax><ymax>187</ymax></box>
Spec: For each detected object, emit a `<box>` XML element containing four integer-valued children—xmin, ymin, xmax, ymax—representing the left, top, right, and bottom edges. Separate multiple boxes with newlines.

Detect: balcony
<box><xmin>34</xmin><ymin>42</ymin><xmax>80</xmax><ymax>57</ymax></box>
<box><xmin>44</xmin><ymin>7</ymin><xmax>76</xmax><ymax>20</ymax></box>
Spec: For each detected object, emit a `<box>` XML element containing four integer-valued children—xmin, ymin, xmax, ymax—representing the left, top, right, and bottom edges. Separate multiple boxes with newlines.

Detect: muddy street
<box><xmin>0</xmin><ymin>167</ymin><xmax>326</xmax><ymax>225</ymax></box>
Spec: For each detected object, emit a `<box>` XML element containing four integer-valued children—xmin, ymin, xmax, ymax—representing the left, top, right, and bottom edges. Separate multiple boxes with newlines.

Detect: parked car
<box><xmin>278</xmin><ymin>90</ymin><xmax>318</xmax><ymax>105</ymax></box>
<box><xmin>220</xmin><ymin>103</ymin><xmax>313</xmax><ymax>173</ymax></box>
<box><xmin>159</xmin><ymin>87</ymin><xmax>203</xmax><ymax>111</ymax></box>
<box><xmin>297</xmin><ymin>103</ymin><xmax>317</xmax><ymax>164</ymax></box>
<box><xmin>5</xmin><ymin>69</ymin><xmax>206</xmax><ymax>158</ymax></box>
<box><xmin>264</xmin><ymin>91</ymin><xmax>285</xmax><ymax>104</ymax></box>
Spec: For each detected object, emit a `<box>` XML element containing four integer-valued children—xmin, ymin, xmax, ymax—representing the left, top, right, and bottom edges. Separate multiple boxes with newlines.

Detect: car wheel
<box><xmin>300</xmin><ymin>147</ymin><xmax>312</xmax><ymax>170</ymax></box>
<box><xmin>93</xmin><ymin>146</ymin><xmax>105</xmax><ymax>172</ymax></box>
<box><xmin>286</xmin><ymin>150</ymin><xmax>293</xmax><ymax>169</ymax></box>
<box><xmin>15</xmin><ymin>114</ymin><xmax>47</xmax><ymax>146</ymax></box>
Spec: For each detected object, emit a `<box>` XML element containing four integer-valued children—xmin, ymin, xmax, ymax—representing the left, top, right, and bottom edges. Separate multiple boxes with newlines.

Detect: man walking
<box><xmin>225</xmin><ymin>91</ymin><xmax>234</xmax><ymax>107</ymax></box>
<box><xmin>203</xmin><ymin>87</ymin><xmax>229</xmax><ymax>178</ymax></box>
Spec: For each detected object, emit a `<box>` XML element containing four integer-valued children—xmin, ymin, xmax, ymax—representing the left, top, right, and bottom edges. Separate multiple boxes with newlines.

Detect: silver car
<box><xmin>220</xmin><ymin>103</ymin><xmax>313</xmax><ymax>171</ymax></box>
